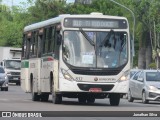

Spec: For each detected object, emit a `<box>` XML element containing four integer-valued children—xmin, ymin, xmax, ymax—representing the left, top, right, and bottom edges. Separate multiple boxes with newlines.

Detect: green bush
<box><xmin>148</xmin><ymin>63</ymin><xmax>156</xmax><ymax>69</ymax></box>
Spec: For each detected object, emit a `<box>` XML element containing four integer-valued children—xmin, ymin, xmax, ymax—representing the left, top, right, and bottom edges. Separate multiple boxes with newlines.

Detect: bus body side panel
<box><xmin>29</xmin><ymin>58</ymin><xmax>39</xmax><ymax>93</ymax></box>
<box><xmin>21</xmin><ymin>60</ymin><xmax>30</xmax><ymax>92</ymax></box>
<box><xmin>53</xmin><ymin>59</ymin><xmax>59</xmax><ymax>93</ymax></box>
<box><xmin>40</xmin><ymin>57</ymin><xmax>54</xmax><ymax>92</ymax></box>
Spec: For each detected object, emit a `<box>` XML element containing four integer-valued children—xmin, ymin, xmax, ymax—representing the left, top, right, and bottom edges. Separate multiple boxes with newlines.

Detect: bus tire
<box><xmin>87</xmin><ymin>97</ymin><xmax>95</xmax><ymax>103</ymax></box>
<box><xmin>5</xmin><ymin>87</ymin><xmax>8</xmax><ymax>91</ymax></box>
<box><xmin>109</xmin><ymin>93</ymin><xmax>120</xmax><ymax>106</ymax></box>
<box><xmin>1</xmin><ymin>88</ymin><xmax>4</xmax><ymax>91</ymax></box>
<box><xmin>52</xmin><ymin>93</ymin><xmax>62</xmax><ymax>104</ymax></box>
<box><xmin>78</xmin><ymin>97</ymin><xmax>86</xmax><ymax>104</ymax></box>
<box><xmin>41</xmin><ymin>93</ymin><xmax>49</xmax><ymax>102</ymax></box>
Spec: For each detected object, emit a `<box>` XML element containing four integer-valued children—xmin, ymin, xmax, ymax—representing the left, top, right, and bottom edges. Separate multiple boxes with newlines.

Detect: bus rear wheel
<box><xmin>31</xmin><ymin>80</ymin><xmax>40</xmax><ymax>101</ymax></box>
<box><xmin>41</xmin><ymin>93</ymin><xmax>49</xmax><ymax>102</ymax></box>
<box><xmin>109</xmin><ymin>93</ymin><xmax>120</xmax><ymax>106</ymax></box>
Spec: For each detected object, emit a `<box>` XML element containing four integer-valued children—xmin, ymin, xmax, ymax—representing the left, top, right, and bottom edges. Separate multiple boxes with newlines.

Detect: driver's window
<box><xmin>133</xmin><ymin>71</ymin><xmax>140</xmax><ymax>80</ymax></box>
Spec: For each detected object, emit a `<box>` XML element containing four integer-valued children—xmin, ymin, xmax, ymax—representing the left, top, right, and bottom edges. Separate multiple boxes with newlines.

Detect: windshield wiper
<box><xmin>99</xmin><ymin>30</ymin><xmax>114</xmax><ymax>47</ymax></box>
<box><xmin>79</xmin><ymin>28</ymin><xmax>95</xmax><ymax>46</ymax></box>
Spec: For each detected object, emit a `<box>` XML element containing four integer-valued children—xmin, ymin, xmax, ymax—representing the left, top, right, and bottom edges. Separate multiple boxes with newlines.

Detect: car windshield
<box><xmin>130</xmin><ymin>71</ymin><xmax>138</xmax><ymax>78</ymax></box>
<box><xmin>5</xmin><ymin>60</ymin><xmax>21</xmax><ymax>70</ymax></box>
<box><xmin>0</xmin><ymin>68</ymin><xmax>5</xmax><ymax>73</ymax></box>
<box><xmin>62</xmin><ymin>30</ymin><xmax>128</xmax><ymax>69</ymax></box>
<box><xmin>146</xmin><ymin>72</ymin><xmax>160</xmax><ymax>81</ymax></box>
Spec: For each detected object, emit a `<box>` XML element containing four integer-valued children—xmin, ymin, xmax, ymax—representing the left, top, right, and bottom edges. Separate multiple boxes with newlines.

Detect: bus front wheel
<box><xmin>109</xmin><ymin>93</ymin><xmax>120</xmax><ymax>106</ymax></box>
<box><xmin>87</xmin><ymin>96</ymin><xmax>95</xmax><ymax>103</ymax></box>
<box><xmin>52</xmin><ymin>93</ymin><xmax>62</xmax><ymax>104</ymax></box>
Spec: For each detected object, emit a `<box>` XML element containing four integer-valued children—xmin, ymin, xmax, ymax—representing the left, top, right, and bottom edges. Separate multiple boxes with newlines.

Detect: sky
<box><xmin>2</xmin><ymin>0</ymin><xmax>28</xmax><ymax>6</ymax></box>
<box><xmin>2</xmin><ymin>0</ymin><xmax>75</xmax><ymax>6</ymax></box>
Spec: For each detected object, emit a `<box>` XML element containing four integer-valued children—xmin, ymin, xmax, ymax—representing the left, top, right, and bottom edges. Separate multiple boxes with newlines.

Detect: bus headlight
<box><xmin>120</xmin><ymin>76</ymin><xmax>127</xmax><ymax>81</ymax></box>
<box><xmin>118</xmin><ymin>70</ymin><xmax>129</xmax><ymax>82</ymax></box>
<box><xmin>118</xmin><ymin>75</ymin><xmax>127</xmax><ymax>82</ymax></box>
<box><xmin>61</xmin><ymin>68</ymin><xmax>74</xmax><ymax>81</ymax></box>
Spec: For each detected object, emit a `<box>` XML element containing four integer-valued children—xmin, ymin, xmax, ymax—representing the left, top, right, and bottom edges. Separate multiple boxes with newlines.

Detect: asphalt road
<box><xmin>0</xmin><ymin>84</ymin><xmax>160</xmax><ymax>120</ymax></box>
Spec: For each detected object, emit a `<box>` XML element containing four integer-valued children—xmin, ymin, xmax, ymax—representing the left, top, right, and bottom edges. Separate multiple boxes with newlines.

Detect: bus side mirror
<box><xmin>0</xmin><ymin>62</ymin><xmax>3</xmax><ymax>66</ymax></box>
<box><xmin>57</xmin><ymin>34</ymin><xmax>62</xmax><ymax>45</ymax></box>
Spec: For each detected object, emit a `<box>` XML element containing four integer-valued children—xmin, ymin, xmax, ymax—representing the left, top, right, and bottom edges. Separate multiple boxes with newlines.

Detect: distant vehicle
<box><xmin>128</xmin><ymin>69</ymin><xmax>160</xmax><ymax>103</ymax></box>
<box><xmin>0</xmin><ymin>47</ymin><xmax>21</xmax><ymax>85</ymax></box>
<box><xmin>2</xmin><ymin>59</ymin><xmax>21</xmax><ymax>85</ymax></box>
<box><xmin>0</xmin><ymin>67</ymin><xmax>8</xmax><ymax>91</ymax></box>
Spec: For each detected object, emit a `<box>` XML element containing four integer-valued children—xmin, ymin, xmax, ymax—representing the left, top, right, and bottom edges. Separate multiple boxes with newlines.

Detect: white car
<box><xmin>128</xmin><ymin>69</ymin><xmax>160</xmax><ymax>103</ymax></box>
<box><xmin>0</xmin><ymin>67</ymin><xmax>8</xmax><ymax>91</ymax></box>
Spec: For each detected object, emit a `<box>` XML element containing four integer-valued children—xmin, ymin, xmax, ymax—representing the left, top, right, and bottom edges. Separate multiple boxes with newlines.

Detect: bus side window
<box><xmin>54</xmin><ymin>24</ymin><xmax>61</xmax><ymax>59</ymax></box>
<box><xmin>26</xmin><ymin>38</ymin><xmax>31</xmax><ymax>59</ymax></box>
<box><xmin>30</xmin><ymin>31</ymin><xmax>37</xmax><ymax>57</ymax></box>
<box><xmin>22</xmin><ymin>34</ymin><xmax>26</xmax><ymax>59</ymax></box>
<box><xmin>37</xmin><ymin>35</ymin><xmax>43</xmax><ymax>58</ymax></box>
<box><xmin>45</xmin><ymin>28</ymin><xmax>49</xmax><ymax>54</ymax></box>
<box><xmin>51</xmin><ymin>26</ymin><xmax>55</xmax><ymax>52</ymax></box>
<box><xmin>42</xmin><ymin>29</ymin><xmax>47</xmax><ymax>54</ymax></box>
<box><xmin>24</xmin><ymin>32</ymin><xmax>32</xmax><ymax>59</ymax></box>
<box><xmin>47</xmin><ymin>27</ymin><xmax>53</xmax><ymax>53</ymax></box>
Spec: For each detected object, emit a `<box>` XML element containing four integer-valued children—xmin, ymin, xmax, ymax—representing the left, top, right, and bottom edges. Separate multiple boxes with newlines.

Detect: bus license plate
<box><xmin>89</xmin><ymin>88</ymin><xmax>102</xmax><ymax>92</ymax></box>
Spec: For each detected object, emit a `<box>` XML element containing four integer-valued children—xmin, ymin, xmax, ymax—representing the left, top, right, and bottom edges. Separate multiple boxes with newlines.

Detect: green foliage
<box><xmin>0</xmin><ymin>0</ymin><xmax>160</xmax><ymax>68</ymax></box>
<box><xmin>148</xmin><ymin>62</ymin><xmax>157</xmax><ymax>69</ymax></box>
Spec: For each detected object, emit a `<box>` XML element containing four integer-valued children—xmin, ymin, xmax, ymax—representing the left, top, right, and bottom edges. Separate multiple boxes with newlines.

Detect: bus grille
<box><xmin>72</xmin><ymin>69</ymin><xmax>120</xmax><ymax>75</ymax></box>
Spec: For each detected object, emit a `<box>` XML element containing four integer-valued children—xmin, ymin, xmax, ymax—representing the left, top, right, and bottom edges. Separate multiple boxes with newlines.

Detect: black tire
<box><xmin>1</xmin><ymin>88</ymin><xmax>4</xmax><ymax>91</ymax></box>
<box><xmin>142</xmin><ymin>91</ymin><xmax>149</xmax><ymax>104</ymax></box>
<box><xmin>78</xmin><ymin>96</ymin><xmax>86</xmax><ymax>104</ymax></box>
<box><xmin>109</xmin><ymin>93</ymin><xmax>120</xmax><ymax>106</ymax></box>
<box><xmin>128</xmin><ymin>90</ymin><xmax>134</xmax><ymax>102</ymax></box>
<box><xmin>31</xmin><ymin>80</ymin><xmax>40</xmax><ymax>101</ymax></box>
<box><xmin>87</xmin><ymin>97</ymin><xmax>95</xmax><ymax>103</ymax></box>
<box><xmin>16</xmin><ymin>82</ymin><xmax>20</xmax><ymax>86</ymax></box>
<box><xmin>41</xmin><ymin>93</ymin><xmax>49</xmax><ymax>102</ymax></box>
<box><xmin>5</xmin><ymin>87</ymin><xmax>8</xmax><ymax>91</ymax></box>
<box><xmin>52</xmin><ymin>93</ymin><xmax>62</xmax><ymax>104</ymax></box>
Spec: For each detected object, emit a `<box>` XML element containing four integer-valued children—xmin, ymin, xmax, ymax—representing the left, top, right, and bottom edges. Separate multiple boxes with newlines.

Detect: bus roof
<box><xmin>24</xmin><ymin>13</ymin><xmax>127</xmax><ymax>32</ymax></box>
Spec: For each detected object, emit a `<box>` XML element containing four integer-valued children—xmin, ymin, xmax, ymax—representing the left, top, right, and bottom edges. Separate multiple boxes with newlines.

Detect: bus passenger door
<box><xmin>53</xmin><ymin>28</ymin><xmax>61</xmax><ymax>93</ymax></box>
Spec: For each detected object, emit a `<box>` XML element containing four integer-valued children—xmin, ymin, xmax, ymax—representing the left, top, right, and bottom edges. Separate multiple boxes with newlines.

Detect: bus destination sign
<box><xmin>64</xmin><ymin>18</ymin><xmax>127</xmax><ymax>29</ymax></box>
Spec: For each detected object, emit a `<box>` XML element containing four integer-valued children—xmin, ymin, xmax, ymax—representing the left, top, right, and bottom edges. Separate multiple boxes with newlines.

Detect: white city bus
<box><xmin>21</xmin><ymin>13</ymin><xmax>131</xmax><ymax>106</ymax></box>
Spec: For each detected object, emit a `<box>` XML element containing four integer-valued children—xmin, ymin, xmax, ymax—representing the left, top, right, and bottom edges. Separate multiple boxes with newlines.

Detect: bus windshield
<box><xmin>62</xmin><ymin>30</ymin><xmax>128</xmax><ymax>69</ymax></box>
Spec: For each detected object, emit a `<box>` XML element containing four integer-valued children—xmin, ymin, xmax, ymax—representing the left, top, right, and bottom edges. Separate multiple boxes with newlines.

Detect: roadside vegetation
<box><xmin>0</xmin><ymin>0</ymin><xmax>160</xmax><ymax>68</ymax></box>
